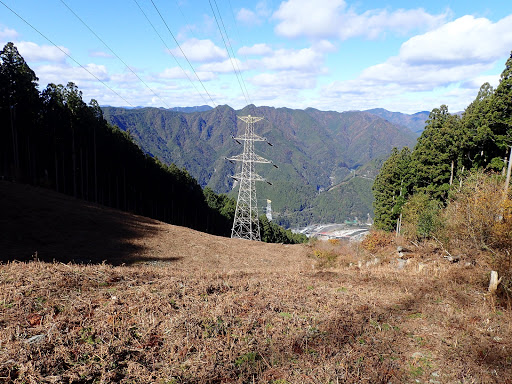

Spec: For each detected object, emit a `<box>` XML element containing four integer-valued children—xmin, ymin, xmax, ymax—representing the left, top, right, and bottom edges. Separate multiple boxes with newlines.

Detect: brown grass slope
<box><xmin>0</xmin><ymin>181</ymin><xmax>308</xmax><ymax>270</ymax></box>
<box><xmin>1</xmin><ymin>182</ymin><xmax>511</xmax><ymax>383</ymax></box>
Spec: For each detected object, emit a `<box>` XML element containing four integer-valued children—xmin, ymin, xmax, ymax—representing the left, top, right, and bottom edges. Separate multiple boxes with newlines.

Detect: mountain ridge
<box><xmin>364</xmin><ymin>108</ymin><xmax>430</xmax><ymax>136</ymax></box>
<box><xmin>102</xmin><ymin>105</ymin><xmax>417</xmax><ymax>227</ymax></box>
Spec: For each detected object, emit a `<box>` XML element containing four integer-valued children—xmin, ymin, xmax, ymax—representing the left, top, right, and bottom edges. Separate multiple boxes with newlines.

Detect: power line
<box><xmin>226</xmin><ymin>0</ymin><xmax>254</xmax><ymax>105</ymax></box>
<box><xmin>168</xmin><ymin>0</ymin><xmax>239</xmax><ymax>107</ymax></box>
<box><xmin>149</xmin><ymin>0</ymin><xmax>217</xmax><ymax>107</ymax></box>
<box><xmin>213</xmin><ymin>0</ymin><xmax>252</xmax><ymax>105</ymax></box>
<box><xmin>209</xmin><ymin>0</ymin><xmax>252</xmax><ymax>106</ymax></box>
<box><xmin>0</xmin><ymin>0</ymin><xmax>134</xmax><ymax>107</ymax></box>
<box><xmin>59</xmin><ymin>0</ymin><xmax>171</xmax><ymax>108</ymax></box>
<box><xmin>132</xmin><ymin>0</ymin><xmax>209</xmax><ymax>106</ymax></box>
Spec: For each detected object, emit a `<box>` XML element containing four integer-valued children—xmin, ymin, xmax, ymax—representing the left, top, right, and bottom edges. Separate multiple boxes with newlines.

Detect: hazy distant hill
<box><xmin>364</xmin><ymin>108</ymin><xmax>430</xmax><ymax>136</ymax></box>
<box><xmin>169</xmin><ymin>105</ymin><xmax>213</xmax><ymax>113</ymax></box>
<box><xmin>102</xmin><ymin>105</ymin><xmax>416</xmax><ymax>227</ymax></box>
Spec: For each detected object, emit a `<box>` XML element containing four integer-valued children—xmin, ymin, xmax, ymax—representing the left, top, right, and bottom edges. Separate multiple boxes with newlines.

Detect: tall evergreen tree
<box><xmin>408</xmin><ymin>105</ymin><xmax>462</xmax><ymax>200</ymax></box>
<box><xmin>460</xmin><ymin>83</ymin><xmax>495</xmax><ymax>169</ymax></box>
<box><xmin>372</xmin><ymin>147</ymin><xmax>411</xmax><ymax>231</ymax></box>
<box><xmin>0</xmin><ymin>42</ymin><xmax>41</xmax><ymax>181</ymax></box>
<box><xmin>486</xmin><ymin>52</ymin><xmax>512</xmax><ymax>166</ymax></box>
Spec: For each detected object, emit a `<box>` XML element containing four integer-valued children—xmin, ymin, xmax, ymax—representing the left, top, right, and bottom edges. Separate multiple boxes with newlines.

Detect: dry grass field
<box><xmin>1</xmin><ymin>182</ymin><xmax>511</xmax><ymax>383</ymax></box>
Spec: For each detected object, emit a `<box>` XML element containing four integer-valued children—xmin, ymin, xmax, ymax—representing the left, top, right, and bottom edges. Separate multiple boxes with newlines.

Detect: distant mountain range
<box><xmin>102</xmin><ymin>105</ymin><xmax>420</xmax><ymax>227</ymax></box>
<box><xmin>101</xmin><ymin>105</ymin><xmax>213</xmax><ymax>113</ymax></box>
<box><xmin>364</xmin><ymin>108</ymin><xmax>430</xmax><ymax>136</ymax></box>
<box><xmin>168</xmin><ymin>105</ymin><xmax>213</xmax><ymax>113</ymax></box>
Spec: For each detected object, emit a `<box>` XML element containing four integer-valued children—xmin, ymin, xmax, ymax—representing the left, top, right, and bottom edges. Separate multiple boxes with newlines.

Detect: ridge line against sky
<box><xmin>1</xmin><ymin>0</ymin><xmax>512</xmax><ymax>114</ymax></box>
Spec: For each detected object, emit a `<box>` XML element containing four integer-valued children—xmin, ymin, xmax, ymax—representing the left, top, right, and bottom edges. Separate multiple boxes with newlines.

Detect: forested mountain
<box><xmin>365</xmin><ymin>108</ymin><xmax>430</xmax><ymax>136</ymax></box>
<box><xmin>102</xmin><ymin>105</ymin><xmax>416</xmax><ymax>227</ymax></box>
<box><xmin>0</xmin><ymin>42</ymin><xmax>307</xmax><ymax>244</ymax></box>
<box><xmin>372</xmin><ymin>52</ymin><xmax>512</xmax><ymax>232</ymax></box>
<box><xmin>0</xmin><ymin>43</ymin><xmax>236</xmax><ymax>237</ymax></box>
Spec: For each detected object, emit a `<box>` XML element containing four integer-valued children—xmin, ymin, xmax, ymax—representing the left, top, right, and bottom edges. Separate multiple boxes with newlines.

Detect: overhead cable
<box><xmin>149</xmin><ymin>0</ymin><xmax>217</xmax><ymax>107</ymax></box>
<box><xmin>132</xmin><ymin>0</ymin><xmax>209</xmax><ymax>106</ymax></box>
<box><xmin>0</xmin><ymin>0</ymin><xmax>134</xmax><ymax>107</ymax></box>
<box><xmin>209</xmin><ymin>0</ymin><xmax>252</xmax><ymax>106</ymax></box>
<box><xmin>59</xmin><ymin>0</ymin><xmax>171</xmax><ymax>108</ymax></box>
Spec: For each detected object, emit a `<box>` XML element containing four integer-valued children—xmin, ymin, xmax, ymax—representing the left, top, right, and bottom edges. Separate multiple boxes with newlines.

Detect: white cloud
<box><xmin>260</xmin><ymin>47</ymin><xmax>324</xmax><ymax>72</ymax></box>
<box><xmin>236</xmin><ymin>1</ymin><xmax>271</xmax><ymax>26</ymax></box>
<box><xmin>318</xmin><ymin>14</ymin><xmax>512</xmax><ymax>113</ymax></box>
<box><xmin>14</xmin><ymin>41</ymin><xmax>69</xmax><ymax>63</ymax></box>
<box><xmin>0</xmin><ymin>26</ymin><xmax>18</xmax><ymax>40</ymax></box>
<box><xmin>89</xmin><ymin>50</ymin><xmax>113</xmax><ymax>58</ymax></box>
<box><xmin>314</xmin><ymin>40</ymin><xmax>336</xmax><ymax>53</ymax></box>
<box><xmin>250</xmin><ymin>71</ymin><xmax>317</xmax><ymax>89</ymax></box>
<box><xmin>198</xmin><ymin>58</ymin><xmax>246</xmax><ymax>73</ymax></box>
<box><xmin>399</xmin><ymin>15</ymin><xmax>512</xmax><ymax>66</ymax></box>
<box><xmin>159</xmin><ymin>67</ymin><xmax>190</xmax><ymax>80</ymax></box>
<box><xmin>237</xmin><ymin>8</ymin><xmax>259</xmax><ymax>24</ymax></box>
<box><xmin>356</xmin><ymin>14</ymin><xmax>512</xmax><ymax>90</ymax></box>
<box><xmin>273</xmin><ymin>0</ymin><xmax>449</xmax><ymax>40</ymax></box>
<box><xmin>238</xmin><ymin>43</ymin><xmax>272</xmax><ymax>56</ymax></box>
<box><xmin>461</xmin><ymin>75</ymin><xmax>500</xmax><ymax>90</ymax></box>
<box><xmin>110</xmin><ymin>72</ymin><xmax>140</xmax><ymax>84</ymax></box>
<box><xmin>169</xmin><ymin>38</ymin><xmax>227</xmax><ymax>62</ymax></box>
<box><xmin>273</xmin><ymin>0</ymin><xmax>345</xmax><ymax>39</ymax></box>
<box><xmin>196</xmin><ymin>71</ymin><xmax>216</xmax><ymax>81</ymax></box>
<box><xmin>36</xmin><ymin>63</ymin><xmax>109</xmax><ymax>86</ymax></box>
<box><xmin>158</xmin><ymin>67</ymin><xmax>216</xmax><ymax>82</ymax></box>
<box><xmin>343</xmin><ymin>8</ymin><xmax>450</xmax><ymax>40</ymax></box>
<box><xmin>358</xmin><ymin>58</ymin><xmax>491</xmax><ymax>90</ymax></box>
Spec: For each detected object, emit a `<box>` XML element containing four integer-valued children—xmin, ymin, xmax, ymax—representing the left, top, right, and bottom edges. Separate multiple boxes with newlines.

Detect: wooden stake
<box><xmin>488</xmin><ymin>271</ymin><xmax>502</xmax><ymax>295</ymax></box>
<box><xmin>449</xmin><ymin>160</ymin><xmax>454</xmax><ymax>185</ymax></box>
<box><xmin>505</xmin><ymin>146</ymin><xmax>512</xmax><ymax>197</ymax></box>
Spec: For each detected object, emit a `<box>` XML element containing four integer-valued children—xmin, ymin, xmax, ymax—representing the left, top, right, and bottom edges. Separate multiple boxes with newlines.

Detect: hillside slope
<box><xmin>1</xmin><ymin>181</ymin><xmax>510</xmax><ymax>384</ymax></box>
<box><xmin>0</xmin><ymin>181</ymin><xmax>308</xmax><ymax>269</ymax></box>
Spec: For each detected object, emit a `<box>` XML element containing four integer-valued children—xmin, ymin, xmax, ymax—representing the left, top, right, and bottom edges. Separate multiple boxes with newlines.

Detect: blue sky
<box><xmin>1</xmin><ymin>0</ymin><xmax>512</xmax><ymax>113</ymax></box>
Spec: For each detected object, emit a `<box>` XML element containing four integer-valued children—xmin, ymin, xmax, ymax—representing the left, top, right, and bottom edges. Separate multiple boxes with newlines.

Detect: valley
<box><xmin>102</xmin><ymin>105</ymin><xmax>420</xmax><ymax>228</ymax></box>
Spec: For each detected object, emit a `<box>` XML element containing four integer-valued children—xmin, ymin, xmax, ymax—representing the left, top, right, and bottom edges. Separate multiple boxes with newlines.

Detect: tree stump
<box><xmin>488</xmin><ymin>271</ymin><xmax>502</xmax><ymax>295</ymax></box>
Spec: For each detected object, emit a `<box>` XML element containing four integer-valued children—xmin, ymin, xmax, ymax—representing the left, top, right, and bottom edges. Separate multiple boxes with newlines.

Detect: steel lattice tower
<box><xmin>227</xmin><ymin>115</ymin><xmax>276</xmax><ymax>241</ymax></box>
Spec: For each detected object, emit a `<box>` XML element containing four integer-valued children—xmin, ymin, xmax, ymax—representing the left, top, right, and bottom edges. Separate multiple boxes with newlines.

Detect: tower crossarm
<box><xmin>232</xmin><ymin>133</ymin><xmax>267</xmax><ymax>142</ymax></box>
<box><xmin>237</xmin><ymin>115</ymin><xmax>264</xmax><ymax>124</ymax></box>
<box><xmin>231</xmin><ymin>172</ymin><xmax>267</xmax><ymax>182</ymax></box>
<box><xmin>227</xmin><ymin>153</ymin><xmax>272</xmax><ymax>164</ymax></box>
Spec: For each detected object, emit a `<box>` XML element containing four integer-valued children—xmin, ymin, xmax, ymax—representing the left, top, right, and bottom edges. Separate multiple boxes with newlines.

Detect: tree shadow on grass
<box><xmin>0</xmin><ymin>181</ymin><xmax>182</xmax><ymax>266</ymax></box>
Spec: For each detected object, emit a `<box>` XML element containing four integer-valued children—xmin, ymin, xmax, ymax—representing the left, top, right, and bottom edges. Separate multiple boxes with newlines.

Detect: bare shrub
<box><xmin>442</xmin><ymin>171</ymin><xmax>512</xmax><ymax>300</ymax></box>
<box><xmin>312</xmin><ymin>249</ymin><xmax>339</xmax><ymax>268</ymax></box>
<box><xmin>443</xmin><ymin>171</ymin><xmax>505</xmax><ymax>255</ymax></box>
<box><xmin>327</xmin><ymin>238</ymin><xmax>340</xmax><ymax>246</ymax></box>
<box><xmin>361</xmin><ymin>230</ymin><xmax>395</xmax><ymax>253</ymax></box>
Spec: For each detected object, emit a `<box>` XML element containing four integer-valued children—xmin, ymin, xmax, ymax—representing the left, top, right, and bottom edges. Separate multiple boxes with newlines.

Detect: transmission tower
<box><xmin>227</xmin><ymin>115</ymin><xmax>277</xmax><ymax>240</ymax></box>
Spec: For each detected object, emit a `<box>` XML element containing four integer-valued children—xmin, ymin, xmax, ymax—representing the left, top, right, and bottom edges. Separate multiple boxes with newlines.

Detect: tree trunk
<box><xmin>54</xmin><ymin>150</ymin><xmax>59</xmax><ymax>193</ymax></box>
<box><xmin>10</xmin><ymin>106</ymin><xmax>19</xmax><ymax>180</ymax></box>
<box><xmin>71</xmin><ymin>122</ymin><xmax>77</xmax><ymax>197</ymax></box>
<box><xmin>94</xmin><ymin>126</ymin><xmax>98</xmax><ymax>203</ymax></box>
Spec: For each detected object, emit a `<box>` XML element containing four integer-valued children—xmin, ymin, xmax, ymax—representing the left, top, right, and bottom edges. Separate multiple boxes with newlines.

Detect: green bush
<box><xmin>401</xmin><ymin>192</ymin><xmax>443</xmax><ymax>240</ymax></box>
